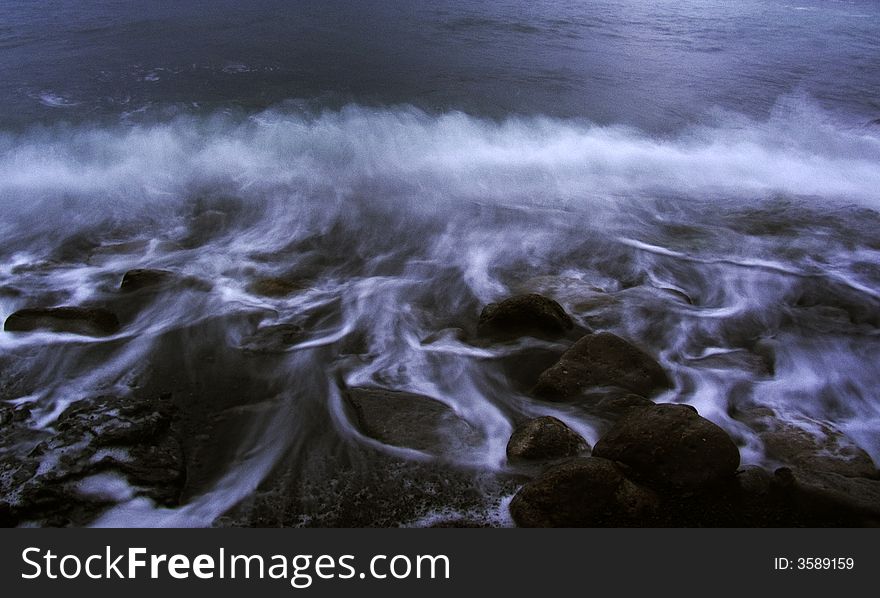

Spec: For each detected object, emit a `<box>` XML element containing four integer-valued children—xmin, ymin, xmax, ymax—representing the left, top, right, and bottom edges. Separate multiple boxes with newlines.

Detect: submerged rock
<box><xmin>735</xmin><ymin>407</ymin><xmax>877</xmax><ymax>479</ymax></box>
<box><xmin>495</xmin><ymin>347</ymin><xmax>568</xmax><ymax>394</ymax></box>
<box><xmin>183</xmin><ymin>209</ymin><xmax>229</xmax><ymax>247</ymax></box>
<box><xmin>87</xmin><ymin>239</ymin><xmax>150</xmax><ymax>264</ymax></box>
<box><xmin>120</xmin><ymin>268</ymin><xmax>176</xmax><ymax>292</ymax></box>
<box><xmin>344</xmin><ymin>388</ymin><xmax>477</xmax><ymax>455</ymax></box>
<box><xmin>532</xmin><ymin>332</ymin><xmax>671</xmax><ymax>400</ymax></box>
<box><xmin>685</xmin><ymin>349</ymin><xmax>774</xmax><ymax>377</ymax></box>
<box><xmin>592</xmin><ymin>404</ymin><xmax>740</xmax><ymax>492</ymax></box>
<box><xmin>506</xmin><ymin>416</ymin><xmax>588</xmax><ymax>461</ymax></box>
<box><xmin>509</xmin><ymin>457</ymin><xmax>659</xmax><ymax>527</ymax></box>
<box><xmin>776</xmin><ymin>467</ymin><xmax>880</xmax><ymax>525</ymax></box>
<box><xmin>4</xmin><ymin>307</ymin><xmax>120</xmax><ymax>336</ymax></box>
<box><xmin>0</xmin><ymin>286</ymin><xmax>24</xmax><ymax>299</ymax></box>
<box><xmin>120</xmin><ymin>269</ymin><xmax>211</xmax><ymax>293</ymax></box>
<box><xmin>247</xmin><ymin>277</ymin><xmax>306</xmax><ymax>298</ymax></box>
<box><xmin>239</xmin><ymin>323</ymin><xmax>305</xmax><ymax>354</ymax></box>
<box><xmin>477</xmin><ymin>294</ymin><xmax>573</xmax><ymax>341</ymax></box>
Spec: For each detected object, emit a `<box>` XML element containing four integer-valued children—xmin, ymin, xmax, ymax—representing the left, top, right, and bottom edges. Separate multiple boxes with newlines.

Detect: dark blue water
<box><xmin>1</xmin><ymin>0</ymin><xmax>879</xmax><ymax>129</ymax></box>
<box><xmin>1</xmin><ymin>0</ymin><xmax>880</xmax><ymax>526</ymax></box>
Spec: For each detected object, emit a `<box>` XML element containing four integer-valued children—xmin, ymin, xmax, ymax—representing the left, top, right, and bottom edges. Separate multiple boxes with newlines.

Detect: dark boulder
<box><xmin>477</xmin><ymin>294</ymin><xmax>573</xmax><ymax>341</ymax></box>
<box><xmin>506</xmin><ymin>416</ymin><xmax>588</xmax><ymax>461</ymax></box>
<box><xmin>509</xmin><ymin>457</ymin><xmax>659</xmax><ymax>527</ymax></box>
<box><xmin>4</xmin><ymin>307</ymin><xmax>120</xmax><ymax>336</ymax></box>
<box><xmin>592</xmin><ymin>404</ymin><xmax>740</xmax><ymax>492</ymax></box>
<box><xmin>533</xmin><ymin>332</ymin><xmax>671</xmax><ymax>400</ymax></box>
<box><xmin>344</xmin><ymin>388</ymin><xmax>478</xmax><ymax>455</ymax></box>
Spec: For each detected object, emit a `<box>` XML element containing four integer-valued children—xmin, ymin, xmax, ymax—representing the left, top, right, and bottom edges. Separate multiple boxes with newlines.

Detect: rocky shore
<box><xmin>2</xmin><ymin>267</ymin><xmax>878</xmax><ymax>527</ymax></box>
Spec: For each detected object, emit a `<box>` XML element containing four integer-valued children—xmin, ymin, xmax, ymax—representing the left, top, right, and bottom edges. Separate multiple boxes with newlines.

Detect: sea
<box><xmin>1</xmin><ymin>0</ymin><xmax>879</xmax><ymax>526</ymax></box>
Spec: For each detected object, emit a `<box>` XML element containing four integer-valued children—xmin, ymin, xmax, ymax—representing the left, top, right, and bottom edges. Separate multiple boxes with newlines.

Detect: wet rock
<box><xmin>247</xmin><ymin>277</ymin><xmax>306</xmax><ymax>298</ymax></box>
<box><xmin>344</xmin><ymin>388</ymin><xmax>477</xmax><ymax>455</ymax></box>
<box><xmin>117</xmin><ymin>314</ymin><xmax>287</xmax><ymax>501</ymax></box>
<box><xmin>120</xmin><ymin>269</ymin><xmax>211</xmax><ymax>293</ymax></box>
<box><xmin>792</xmin><ymin>278</ymin><xmax>880</xmax><ymax>327</ymax></box>
<box><xmin>87</xmin><ymin>240</ymin><xmax>150</xmax><ymax>264</ymax></box>
<box><xmin>239</xmin><ymin>323</ymin><xmax>305</xmax><ymax>353</ymax></box>
<box><xmin>120</xmin><ymin>268</ymin><xmax>176</xmax><ymax>292</ymax></box>
<box><xmin>735</xmin><ymin>407</ymin><xmax>877</xmax><ymax>479</ymax></box>
<box><xmin>222</xmin><ymin>446</ymin><xmax>522</xmax><ymax>527</ymax></box>
<box><xmin>515</xmin><ymin>276</ymin><xmax>619</xmax><ymax>316</ymax></box>
<box><xmin>736</xmin><ymin>465</ymin><xmax>776</xmax><ymax>497</ymax></box>
<box><xmin>718</xmin><ymin>466</ymin><xmax>790</xmax><ymax>525</ymax></box>
<box><xmin>591</xmin><ymin>393</ymin><xmax>655</xmax><ymax>419</ymax></box>
<box><xmin>506</xmin><ymin>416</ymin><xmax>588</xmax><ymax>461</ymax></box>
<box><xmin>50</xmin><ymin>234</ymin><xmax>101</xmax><ymax>263</ymax></box>
<box><xmin>660</xmin><ymin>287</ymin><xmax>694</xmax><ymax>305</ymax></box>
<box><xmin>532</xmin><ymin>332</ymin><xmax>671</xmax><ymax>400</ymax></box>
<box><xmin>0</xmin><ymin>404</ymin><xmax>34</xmax><ymax>451</ymax></box>
<box><xmin>656</xmin><ymin>465</ymin><xmax>794</xmax><ymax>527</ymax></box>
<box><xmin>776</xmin><ymin>467</ymin><xmax>880</xmax><ymax>525</ymax></box>
<box><xmin>571</xmin><ymin>292</ymin><xmax>620</xmax><ymax>318</ymax></box>
<box><xmin>686</xmin><ymin>349</ymin><xmax>773</xmax><ymax>377</ymax></box>
<box><xmin>4</xmin><ymin>307</ymin><xmax>120</xmax><ymax>336</ymax></box>
<box><xmin>420</xmin><ymin>327</ymin><xmax>468</xmax><ymax>345</ymax></box>
<box><xmin>0</xmin><ymin>393</ymin><xmax>184</xmax><ymax>526</ymax></box>
<box><xmin>54</xmin><ymin>395</ymin><xmax>182</xmax><ymax>501</ymax></box>
<box><xmin>183</xmin><ymin>210</ymin><xmax>229</xmax><ymax>247</ymax></box>
<box><xmin>592</xmin><ymin>404</ymin><xmax>740</xmax><ymax>492</ymax></box>
<box><xmin>496</xmin><ymin>347</ymin><xmax>567</xmax><ymax>394</ymax></box>
<box><xmin>477</xmin><ymin>294</ymin><xmax>573</xmax><ymax>341</ymax></box>
<box><xmin>509</xmin><ymin>457</ymin><xmax>659</xmax><ymax>527</ymax></box>
<box><xmin>0</xmin><ymin>286</ymin><xmax>24</xmax><ymax>299</ymax></box>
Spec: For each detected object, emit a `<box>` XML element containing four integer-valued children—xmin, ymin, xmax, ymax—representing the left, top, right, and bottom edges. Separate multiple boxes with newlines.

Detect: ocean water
<box><xmin>1</xmin><ymin>0</ymin><xmax>879</xmax><ymax>526</ymax></box>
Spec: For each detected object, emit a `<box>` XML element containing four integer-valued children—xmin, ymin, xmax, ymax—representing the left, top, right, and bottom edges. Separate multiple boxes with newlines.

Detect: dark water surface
<box><xmin>2</xmin><ymin>0</ymin><xmax>879</xmax><ymax>128</ymax></box>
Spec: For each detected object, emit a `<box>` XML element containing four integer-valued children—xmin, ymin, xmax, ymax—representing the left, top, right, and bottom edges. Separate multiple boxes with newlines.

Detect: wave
<box><xmin>1</xmin><ymin>98</ymin><xmax>879</xmax><ymax>526</ymax></box>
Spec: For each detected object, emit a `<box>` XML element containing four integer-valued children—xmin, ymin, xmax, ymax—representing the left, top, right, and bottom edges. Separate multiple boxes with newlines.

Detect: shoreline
<box><xmin>2</xmin><ymin>269</ymin><xmax>878</xmax><ymax>527</ymax></box>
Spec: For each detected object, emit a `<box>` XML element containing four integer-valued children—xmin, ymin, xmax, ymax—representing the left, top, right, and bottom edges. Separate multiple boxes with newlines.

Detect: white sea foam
<box><xmin>2</xmin><ymin>98</ymin><xmax>879</xmax><ymax>526</ymax></box>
